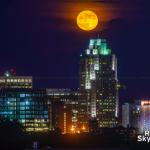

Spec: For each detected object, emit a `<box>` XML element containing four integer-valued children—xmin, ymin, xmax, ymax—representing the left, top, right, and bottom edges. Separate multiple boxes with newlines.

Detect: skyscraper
<box><xmin>140</xmin><ymin>100</ymin><xmax>150</xmax><ymax>132</ymax></box>
<box><xmin>0</xmin><ymin>89</ymin><xmax>50</xmax><ymax>132</ymax></box>
<box><xmin>46</xmin><ymin>89</ymin><xmax>78</xmax><ymax>133</ymax></box>
<box><xmin>122</xmin><ymin>103</ymin><xmax>130</xmax><ymax>128</ymax></box>
<box><xmin>122</xmin><ymin>101</ymin><xmax>141</xmax><ymax>130</ymax></box>
<box><xmin>79</xmin><ymin>38</ymin><xmax>119</xmax><ymax>128</ymax></box>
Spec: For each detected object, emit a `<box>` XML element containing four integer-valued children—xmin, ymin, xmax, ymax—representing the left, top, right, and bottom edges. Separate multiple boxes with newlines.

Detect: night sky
<box><xmin>0</xmin><ymin>0</ymin><xmax>150</xmax><ymax>101</ymax></box>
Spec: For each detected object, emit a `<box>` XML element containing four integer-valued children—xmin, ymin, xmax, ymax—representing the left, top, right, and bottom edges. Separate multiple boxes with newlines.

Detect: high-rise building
<box><xmin>79</xmin><ymin>38</ymin><xmax>119</xmax><ymax>128</ymax></box>
<box><xmin>140</xmin><ymin>100</ymin><xmax>150</xmax><ymax>132</ymax></box>
<box><xmin>0</xmin><ymin>70</ymin><xmax>32</xmax><ymax>89</ymax></box>
<box><xmin>122</xmin><ymin>103</ymin><xmax>130</xmax><ymax>128</ymax></box>
<box><xmin>122</xmin><ymin>101</ymin><xmax>141</xmax><ymax>132</ymax></box>
<box><xmin>46</xmin><ymin>89</ymin><xmax>78</xmax><ymax>133</ymax></box>
<box><xmin>0</xmin><ymin>89</ymin><xmax>50</xmax><ymax>132</ymax></box>
<box><xmin>51</xmin><ymin>101</ymin><xmax>72</xmax><ymax>134</ymax></box>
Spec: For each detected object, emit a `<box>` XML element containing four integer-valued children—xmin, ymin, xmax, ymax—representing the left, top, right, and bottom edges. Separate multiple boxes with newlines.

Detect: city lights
<box><xmin>0</xmin><ymin>0</ymin><xmax>149</xmax><ymax>148</ymax></box>
<box><xmin>70</xmin><ymin>126</ymin><xmax>75</xmax><ymax>133</ymax></box>
<box><xmin>141</xmin><ymin>101</ymin><xmax>150</xmax><ymax>106</ymax></box>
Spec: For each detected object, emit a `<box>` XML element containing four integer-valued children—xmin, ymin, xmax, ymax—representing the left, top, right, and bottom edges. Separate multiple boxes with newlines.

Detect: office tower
<box><xmin>0</xmin><ymin>89</ymin><xmax>50</xmax><ymax>132</ymax></box>
<box><xmin>77</xmin><ymin>90</ymin><xmax>89</xmax><ymax>131</ymax></box>
<box><xmin>51</xmin><ymin>101</ymin><xmax>72</xmax><ymax>134</ymax></box>
<box><xmin>46</xmin><ymin>89</ymin><xmax>78</xmax><ymax>133</ymax></box>
<box><xmin>129</xmin><ymin>101</ymin><xmax>141</xmax><ymax>131</ymax></box>
<box><xmin>140</xmin><ymin>100</ymin><xmax>150</xmax><ymax>132</ymax></box>
<box><xmin>79</xmin><ymin>38</ymin><xmax>119</xmax><ymax>128</ymax></box>
<box><xmin>122</xmin><ymin>103</ymin><xmax>130</xmax><ymax>128</ymax></box>
<box><xmin>0</xmin><ymin>70</ymin><xmax>32</xmax><ymax>89</ymax></box>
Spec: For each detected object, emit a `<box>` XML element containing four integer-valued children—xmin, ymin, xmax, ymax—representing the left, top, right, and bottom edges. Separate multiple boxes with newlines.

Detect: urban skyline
<box><xmin>0</xmin><ymin>37</ymin><xmax>149</xmax><ymax>134</ymax></box>
<box><xmin>0</xmin><ymin>37</ymin><xmax>120</xmax><ymax>133</ymax></box>
<box><xmin>1</xmin><ymin>0</ymin><xmax>150</xmax><ymax>149</ymax></box>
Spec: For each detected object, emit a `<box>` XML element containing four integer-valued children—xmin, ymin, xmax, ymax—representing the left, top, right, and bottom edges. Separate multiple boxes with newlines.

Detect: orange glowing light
<box><xmin>141</xmin><ymin>100</ymin><xmax>150</xmax><ymax>106</ymax></box>
<box><xmin>82</xmin><ymin>125</ymin><xmax>86</xmax><ymax>130</ymax></box>
<box><xmin>77</xmin><ymin>130</ymin><xmax>80</xmax><ymax>134</ymax></box>
<box><xmin>70</xmin><ymin>126</ymin><xmax>75</xmax><ymax>132</ymax></box>
<box><xmin>77</xmin><ymin>10</ymin><xmax>98</xmax><ymax>31</ymax></box>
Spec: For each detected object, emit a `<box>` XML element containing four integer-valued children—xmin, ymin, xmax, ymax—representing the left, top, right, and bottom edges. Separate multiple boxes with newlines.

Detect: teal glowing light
<box><xmin>26</xmin><ymin>100</ymin><xmax>29</xmax><ymax>105</ymax></box>
<box><xmin>96</xmin><ymin>39</ymin><xmax>101</xmax><ymax>46</ymax></box>
<box><xmin>20</xmin><ymin>94</ymin><xmax>25</xmax><ymax>98</ymax></box>
<box><xmin>90</xmin><ymin>39</ymin><xmax>94</xmax><ymax>45</ymax></box>
<box><xmin>100</xmin><ymin>42</ymin><xmax>111</xmax><ymax>55</ymax></box>
<box><xmin>88</xmin><ymin>38</ymin><xmax>111</xmax><ymax>55</ymax></box>
<box><xmin>100</xmin><ymin>48</ymin><xmax>111</xmax><ymax>55</ymax></box>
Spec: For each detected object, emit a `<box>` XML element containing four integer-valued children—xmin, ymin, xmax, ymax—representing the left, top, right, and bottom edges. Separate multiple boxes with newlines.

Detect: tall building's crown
<box><xmin>85</xmin><ymin>38</ymin><xmax>111</xmax><ymax>56</ymax></box>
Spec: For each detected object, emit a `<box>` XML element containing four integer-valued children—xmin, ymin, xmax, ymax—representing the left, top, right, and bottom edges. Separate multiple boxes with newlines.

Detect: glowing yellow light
<box><xmin>71</xmin><ymin>126</ymin><xmax>75</xmax><ymax>131</ymax></box>
<box><xmin>77</xmin><ymin>130</ymin><xmax>80</xmax><ymax>134</ymax></box>
<box><xmin>77</xmin><ymin>10</ymin><xmax>98</xmax><ymax>31</ymax></box>
<box><xmin>82</xmin><ymin>125</ymin><xmax>86</xmax><ymax>130</ymax></box>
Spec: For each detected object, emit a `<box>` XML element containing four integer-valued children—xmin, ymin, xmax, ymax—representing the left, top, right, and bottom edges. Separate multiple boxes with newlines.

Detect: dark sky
<box><xmin>0</xmin><ymin>0</ymin><xmax>150</xmax><ymax>100</ymax></box>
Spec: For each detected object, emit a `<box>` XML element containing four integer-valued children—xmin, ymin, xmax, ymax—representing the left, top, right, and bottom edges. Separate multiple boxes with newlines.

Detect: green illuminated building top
<box><xmin>84</xmin><ymin>38</ymin><xmax>111</xmax><ymax>56</ymax></box>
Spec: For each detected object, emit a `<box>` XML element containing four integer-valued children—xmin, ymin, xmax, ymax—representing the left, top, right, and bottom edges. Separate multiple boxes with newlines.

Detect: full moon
<box><xmin>77</xmin><ymin>10</ymin><xmax>98</xmax><ymax>31</ymax></box>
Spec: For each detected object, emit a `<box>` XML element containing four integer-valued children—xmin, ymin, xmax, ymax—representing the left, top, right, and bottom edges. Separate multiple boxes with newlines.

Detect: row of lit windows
<box><xmin>0</xmin><ymin>79</ymin><xmax>32</xmax><ymax>83</ymax></box>
<box><xmin>19</xmin><ymin>111</ymin><xmax>48</xmax><ymax>114</ymax></box>
<box><xmin>100</xmin><ymin>121</ymin><xmax>116</xmax><ymax>124</ymax></box>
<box><xmin>26</xmin><ymin>127</ymin><xmax>49</xmax><ymax>132</ymax></box>
<box><xmin>24</xmin><ymin>123</ymin><xmax>47</xmax><ymax>127</ymax></box>
<box><xmin>20</xmin><ymin>119</ymin><xmax>48</xmax><ymax>123</ymax></box>
<box><xmin>99</xmin><ymin>103</ymin><xmax>115</xmax><ymax>105</ymax></box>
<box><xmin>18</xmin><ymin>115</ymin><xmax>48</xmax><ymax>119</ymax></box>
<box><xmin>102</xmin><ymin>109</ymin><xmax>115</xmax><ymax>112</ymax></box>
<box><xmin>6</xmin><ymin>86</ymin><xmax>32</xmax><ymax>89</ymax></box>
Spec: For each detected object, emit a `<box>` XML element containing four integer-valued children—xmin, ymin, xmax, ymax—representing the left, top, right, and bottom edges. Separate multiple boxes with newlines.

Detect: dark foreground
<box><xmin>0</xmin><ymin>132</ymin><xmax>150</xmax><ymax>150</ymax></box>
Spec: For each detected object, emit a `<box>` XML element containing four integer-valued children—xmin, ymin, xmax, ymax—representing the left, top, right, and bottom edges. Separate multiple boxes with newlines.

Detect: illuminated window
<box><xmin>89</xmin><ymin>39</ymin><xmax>94</xmax><ymax>49</ymax></box>
<box><xmin>85</xmin><ymin>83</ymin><xmax>91</xmax><ymax>89</ymax></box>
<box><xmin>21</xmin><ymin>79</ymin><xmax>24</xmax><ymax>82</ymax></box>
<box><xmin>0</xmin><ymin>79</ymin><xmax>5</xmax><ymax>83</ymax></box>
<box><xmin>20</xmin><ymin>94</ymin><xmax>25</xmax><ymax>98</ymax></box>
<box><xmin>25</xmin><ymin>79</ymin><xmax>28</xmax><ymax>82</ymax></box>
<box><xmin>90</xmin><ymin>72</ymin><xmax>95</xmax><ymax>80</ymax></box>
<box><xmin>93</xmin><ymin>49</ymin><xmax>98</xmax><ymax>55</ymax></box>
<box><xmin>90</xmin><ymin>39</ymin><xmax>94</xmax><ymax>46</ymax></box>
<box><xmin>97</xmin><ymin>39</ymin><xmax>101</xmax><ymax>45</ymax></box>
<box><xmin>94</xmin><ymin>64</ymin><xmax>99</xmax><ymax>70</ymax></box>
<box><xmin>86</xmin><ymin>49</ymin><xmax>90</xmax><ymax>55</ymax></box>
<box><xmin>7</xmin><ymin>79</ymin><xmax>10</xmax><ymax>82</ymax></box>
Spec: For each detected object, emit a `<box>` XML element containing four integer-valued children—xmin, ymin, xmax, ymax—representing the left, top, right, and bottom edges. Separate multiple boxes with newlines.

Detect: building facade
<box><xmin>140</xmin><ymin>100</ymin><xmax>150</xmax><ymax>132</ymax></box>
<box><xmin>79</xmin><ymin>38</ymin><xmax>119</xmax><ymax>128</ymax></box>
<box><xmin>122</xmin><ymin>101</ymin><xmax>142</xmax><ymax>132</ymax></box>
<box><xmin>46</xmin><ymin>89</ymin><xmax>78</xmax><ymax>133</ymax></box>
<box><xmin>122</xmin><ymin>103</ymin><xmax>130</xmax><ymax>128</ymax></box>
<box><xmin>0</xmin><ymin>89</ymin><xmax>50</xmax><ymax>132</ymax></box>
<box><xmin>0</xmin><ymin>71</ymin><xmax>32</xmax><ymax>89</ymax></box>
